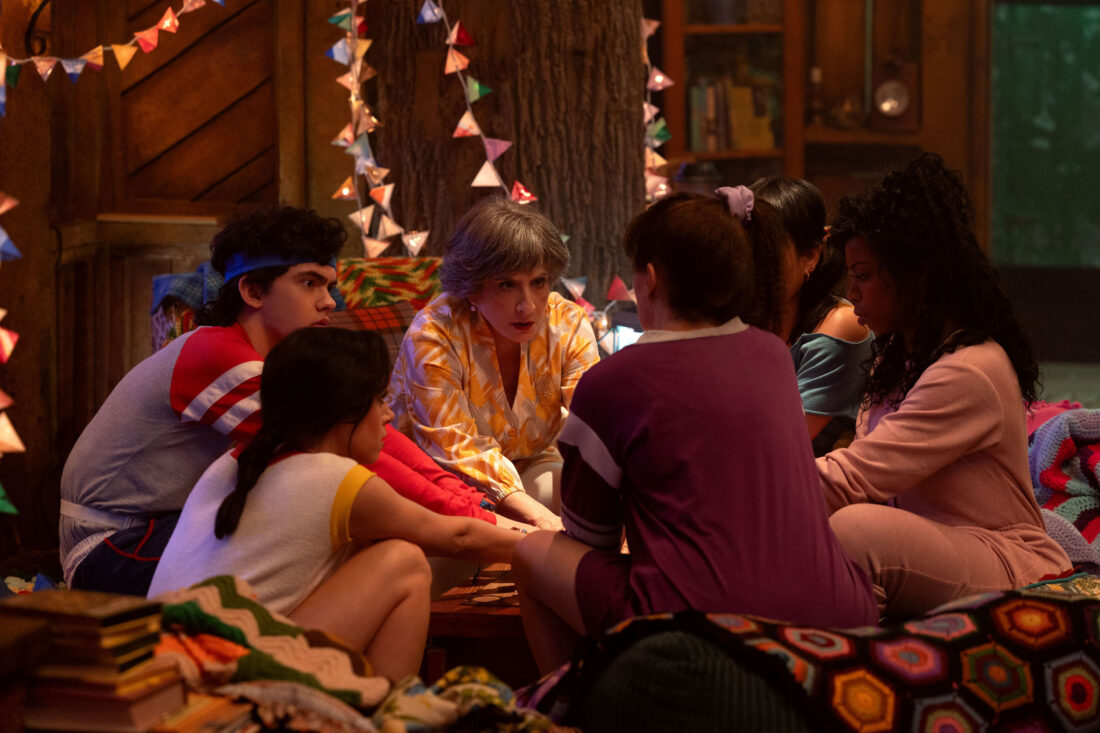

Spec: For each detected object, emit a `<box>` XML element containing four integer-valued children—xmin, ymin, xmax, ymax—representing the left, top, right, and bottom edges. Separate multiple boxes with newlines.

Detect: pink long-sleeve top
<box><xmin>817</xmin><ymin>340</ymin><xmax>1071</xmax><ymax>585</ymax></box>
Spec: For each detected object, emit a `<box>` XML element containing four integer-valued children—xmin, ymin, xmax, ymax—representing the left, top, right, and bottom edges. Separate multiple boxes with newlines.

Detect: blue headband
<box><xmin>224</xmin><ymin>253</ymin><xmax>337</xmax><ymax>282</ymax></box>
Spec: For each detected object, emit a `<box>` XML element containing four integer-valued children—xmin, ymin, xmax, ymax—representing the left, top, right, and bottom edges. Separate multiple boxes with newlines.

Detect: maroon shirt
<box><xmin>560</xmin><ymin>319</ymin><xmax>876</xmax><ymax>629</ymax></box>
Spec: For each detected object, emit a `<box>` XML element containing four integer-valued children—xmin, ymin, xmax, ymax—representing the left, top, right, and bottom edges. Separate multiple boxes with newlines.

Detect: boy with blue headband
<box><xmin>60</xmin><ymin>207</ymin><xmax>345</xmax><ymax>594</ymax></box>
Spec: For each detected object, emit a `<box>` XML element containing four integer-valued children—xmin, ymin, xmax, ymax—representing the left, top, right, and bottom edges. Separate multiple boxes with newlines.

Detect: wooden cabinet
<box><xmin>657</xmin><ymin>0</ymin><xmax>990</xmax><ymax>244</ymax></box>
<box><xmin>659</xmin><ymin>0</ymin><xmax>804</xmax><ymax>182</ymax></box>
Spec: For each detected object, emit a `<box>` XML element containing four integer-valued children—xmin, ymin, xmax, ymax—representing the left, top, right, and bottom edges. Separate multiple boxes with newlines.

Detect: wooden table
<box><xmin>422</xmin><ymin>564</ymin><xmax>538</xmax><ymax>688</ymax></box>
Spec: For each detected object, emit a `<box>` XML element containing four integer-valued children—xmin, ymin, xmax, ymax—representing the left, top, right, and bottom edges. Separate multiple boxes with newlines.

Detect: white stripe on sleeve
<box><xmin>181</xmin><ymin>360</ymin><xmax>264</xmax><ymax>424</ymax></box>
<box><xmin>558</xmin><ymin>413</ymin><xmax>622</xmax><ymax>489</ymax></box>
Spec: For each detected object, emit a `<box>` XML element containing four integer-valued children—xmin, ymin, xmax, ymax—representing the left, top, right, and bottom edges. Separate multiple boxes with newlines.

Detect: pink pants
<box><xmin>829</xmin><ymin>503</ymin><xmax>1017</xmax><ymax>619</ymax></box>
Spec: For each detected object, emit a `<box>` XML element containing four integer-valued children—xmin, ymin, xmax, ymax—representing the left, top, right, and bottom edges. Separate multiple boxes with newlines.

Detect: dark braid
<box><xmin>739</xmin><ymin>200</ymin><xmax>790</xmax><ymax>339</ymax></box>
<box><xmin>212</xmin><ymin>327</ymin><xmax>391</xmax><ymax>539</ymax></box>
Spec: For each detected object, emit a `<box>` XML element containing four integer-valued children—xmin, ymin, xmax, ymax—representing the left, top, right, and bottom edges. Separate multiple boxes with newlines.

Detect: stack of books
<box><xmin>0</xmin><ymin>589</ymin><xmax>187</xmax><ymax>732</ymax></box>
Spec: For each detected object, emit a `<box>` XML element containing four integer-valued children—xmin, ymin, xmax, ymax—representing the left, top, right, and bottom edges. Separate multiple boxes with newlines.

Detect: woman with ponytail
<box><xmin>748</xmin><ymin>176</ymin><xmax>873</xmax><ymax>456</ymax></box>
<box><xmin>149</xmin><ymin>327</ymin><xmax>523</xmax><ymax>680</ymax></box>
<box><xmin>513</xmin><ymin>189</ymin><xmax>875</xmax><ymax>674</ymax></box>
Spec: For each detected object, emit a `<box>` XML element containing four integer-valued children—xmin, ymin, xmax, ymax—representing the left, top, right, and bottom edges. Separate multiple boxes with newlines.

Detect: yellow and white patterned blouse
<box><xmin>389</xmin><ymin>291</ymin><xmax>599</xmax><ymax>504</ymax></box>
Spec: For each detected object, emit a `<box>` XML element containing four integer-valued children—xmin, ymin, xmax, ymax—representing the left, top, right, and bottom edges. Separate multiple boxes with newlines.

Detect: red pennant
<box><xmin>607</xmin><ymin>276</ymin><xmax>632</xmax><ymax>302</ymax></box>
<box><xmin>510</xmin><ymin>180</ymin><xmax>537</xmax><ymax>204</ymax></box>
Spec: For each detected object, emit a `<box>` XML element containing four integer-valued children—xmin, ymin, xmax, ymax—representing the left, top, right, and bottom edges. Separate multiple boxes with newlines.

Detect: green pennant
<box><xmin>466</xmin><ymin>77</ymin><xmax>491</xmax><ymax>104</ymax></box>
<box><xmin>327</xmin><ymin>9</ymin><xmax>353</xmax><ymax>28</ymax></box>
<box><xmin>0</xmin><ymin>483</ymin><xmax>17</xmax><ymax>515</ymax></box>
<box><xmin>6</xmin><ymin>63</ymin><xmax>22</xmax><ymax>89</ymax></box>
<box><xmin>645</xmin><ymin>117</ymin><xmax>671</xmax><ymax>145</ymax></box>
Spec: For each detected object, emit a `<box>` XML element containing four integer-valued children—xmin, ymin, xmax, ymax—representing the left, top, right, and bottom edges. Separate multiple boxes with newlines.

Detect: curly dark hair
<box><xmin>623</xmin><ymin>191</ymin><xmax>786</xmax><ymax>327</ymax></box>
<box><xmin>195</xmin><ymin>206</ymin><xmax>347</xmax><ymax>326</ymax></box>
<box><xmin>830</xmin><ymin>153</ymin><xmax>1039</xmax><ymax>407</ymax></box>
<box><xmin>750</xmin><ymin>176</ymin><xmax>846</xmax><ymax>341</ymax></box>
<box><xmin>214</xmin><ymin>327</ymin><xmax>390</xmax><ymax>539</ymax></box>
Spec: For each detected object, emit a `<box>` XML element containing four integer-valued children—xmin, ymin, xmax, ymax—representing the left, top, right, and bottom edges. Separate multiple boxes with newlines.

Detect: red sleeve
<box><xmin>370</xmin><ymin>425</ymin><xmax>498</xmax><ymax>522</ymax></box>
<box><xmin>170</xmin><ymin>325</ymin><xmax>264</xmax><ymax>443</ymax></box>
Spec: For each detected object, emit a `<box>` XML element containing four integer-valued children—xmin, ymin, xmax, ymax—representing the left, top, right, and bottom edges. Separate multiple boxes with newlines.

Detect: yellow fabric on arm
<box><xmin>329</xmin><ymin>464</ymin><xmax>375</xmax><ymax>550</ymax></box>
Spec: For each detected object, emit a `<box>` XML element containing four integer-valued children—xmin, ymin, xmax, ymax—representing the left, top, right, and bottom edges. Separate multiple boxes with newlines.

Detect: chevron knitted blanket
<box><xmin>1029</xmin><ymin>408</ymin><xmax>1100</xmax><ymax>570</ymax></box>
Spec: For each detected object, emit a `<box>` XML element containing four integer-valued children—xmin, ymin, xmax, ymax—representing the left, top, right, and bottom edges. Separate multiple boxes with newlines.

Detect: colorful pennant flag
<box><xmin>471</xmin><ymin>161</ymin><xmax>502</xmax><ymax>188</ymax></box>
<box><xmin>331</xmin><ymin>176</ymin><xmax>356</xmax><ymax>200</ymax></box>
<box><xmin>112</xmin><ymin>44</ymin><xmax>138</xmax><ymax>70</ymax></box>
<box><xmin>0</xmin><ymin>413</ymin><xmax>25</xmax><ymax>453</ymax></box>
<box><xmin>158</xmin><ymin>7</ymin><xmax>180</xmax><ymax>33</ymax></box>
<box><xmin>644</xmin><ymin>102</ymin><xmax>659</xmax><ymax>123</ymax></box>
<box><xmin>402</xmin><ymin>230</ymin><xmax>430</xmax><ymax>256</ymax></box>
<box><xmin>466</xmin><ymin>77</ymin><xmax>491</xmax><ymax>103</ymax></box>
<box><xmin>347</xmin><ymin>205</ymin><xmax>375</xmax><ymax>231</ymax></box>
<box><xmin>483</xmin><ymin>138</ymin><xmax>511</xmax><ymax>162</ymax></box>
<box><xmin>369</xmin><ymin>183</ymin><xmax>395</xmax><ymax>211</ymax></box>
<box><xmin>575</xmin><ymin>296</ymin><xmax>596</xmax><ymax>316</ymax></box>
<box><xmin>444</xmin><ymin>48</ymin><xmax>469</xmax><ymax>75</ymax></box>
<box><xmin>345</xmin><ymin>133</ymin><xmax>373</xmax><ymax>160</ymax></box>
<box><xmin>364</xmin><ymin>165</ymin><xmax>390</xmax><ymax>186</ymax></box>
<box><xmin>0</xmin><ymin>192</ymin><xmax>18</xmax><ymax>217</ymax></box>
<box><xmin>375</xmin><ymin>214</ymin><xmax>404</xmax><ymax>238</ymax></box>
<box><xmin>33</xmin><ymin>57</ymin><xmax>58</xmax><ymax>82</ymax></box>
<box><xmin>645</xmin><ymin>173</ymin><xmax>670</xmax><ymax>198</ymax></box>
<box><xmin>362</xmin><ymin>236</ymin><xmax>390</xmax><ymax>258</ymax></box>
<box><xmin>447</xmin><ymin>21</ymin><xmax>474</xmax><ymax>46</ymax></box>
<box><xmin>645</xmin><ymin>118</ymin><xmax>671</xmax><ymax>147</ymax></box>
<box><xmin>80</xmin><ymin>46</ymin><xmax>105</xmax><ymax>71</ymax></box>
<box><xmin>326</xmin><ymin>38</ymin><xmax>353</xmax><ymax>65</ymax></box>
<box><xmin>0</xmin><ymin>389</ymin><xmax>12</xmax><ymax>410</ymax></box>
<box><xmin>510</xmin><ymin>180</ymin><xmax>537</xmax><ymax>204</ymax></box>
<box><xmin>0</xmin><ymin>327</ymin><xmax>18</xmax><ymax>362</ymax></box>
<box><xmin>607</xmin><ymin>276</ymin><xmax>633</xmax><ymax>302</ymax></box>
<box><xmin>562</xmin><ymin>276</ymin><xmax>587</xmax><ymax>300</ymax></box>
<box><xmin>331</xmin><ymin>123</ymin><xmax>355</xmax><ymax>147</ymax></box>
<box><xmin>452</xmin><ymin>110</ymin><xmax>481</xmax><ymax>137</ymax></box>
<box><xmin>642</xmin><ymin>18</ymin><xmax>661</xmax><ymax>39</ymax></box>
<box><xmin>6</xmin><ymin>63</ymin><xmax>21</xmax><ymax>89</ymax></box>
<box><xmin>0</xmin><ymin>484</ymin><xmax>16</xmax><ymax>515</ymax></box>
<box><xmin>417</xmin><ymin>0</ymin><xmax>444</xmax><ymax>24</ymax></box>
<box><xmin>336</xmin><ymin>71</ymin><xmax>356</xmax><ymax>91</ymax></box>
<box><xmin>61</xmin><ymin>58</ymin><xmax>86</xmax><ymax>83</ymax></box>
<box><xmin>180</xmin><ymin>0</ymin><xmax>207</xmax><ymax>14</ymax></box>
<box><xmin>359</xmin><ymin>63</ymin><xmax>378</xmax><ymax>82</ymax></box>
<box><xmin>645</xmin><ymin>147</ymin><xmax>667</xmax><ymax>171</ymax></box>
<box><xmin>135</xmin><ymin>27</ymin><xmax>160</xmax><ymax>53</ymax></box>
<box><xmin>0</xmin><ymin>226</ymin><xmax>21</xmax><ymax>261</ymax></box>
<box><xmin>646</xmin><ymin>66</ymin><xmax>673</xmax><ymax>91</ymax></box>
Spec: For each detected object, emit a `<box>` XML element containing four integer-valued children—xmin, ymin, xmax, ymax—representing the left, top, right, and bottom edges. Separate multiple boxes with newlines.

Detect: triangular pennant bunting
<box><xmin>336</xmin><ymin>71</ymin><xmax>356</xmax><ymax>91</ymax></box>
<box><xmin>402</xmin><ymin>230</ymin><xmax>430</xmax><ymax>256</ymax></box>
<box><xmin>365</xmin><ymin>165</ymin><xmax>389</xmax><ymax>186</ymax></box>
<box><xmin>417</xmin><ymin>0</ymin><xmax>444</xmax><ymax>24</ymax></box>
<box><xmin>331</xmin><ymin>123</ymin><xmax>355</xmax><ymax>148</ymax></box>
<box><xmin>180</xmin><ymin>0</ymin><xmax>207</xmax><ymax>13</ymax></box>
<box><xmin>510</xmin><ymin>180</ymin><xmax>537</xmax><ymax>204</ymax></box>
<box><xmin>6</xmin><ymin>63</ymin><xmax>21</xmax><ymax>89</ymax></box>
<box><xmin>359</xmin><ymin>63</ymin><xmax>378</xmax><ymax>82</ymax></box>
<box><xmin>646</xmin><ymin>66</ymin><xmax>673</xmax><ymax>91</ymax></box>
<box><xmin>0</xmin><ymin>327</ymin><xmax>18</xmax><ymax>362</ymax></box>
<box><xmin>362</xmin><ymin>236</ymin><xmax>390</xmax><ymax>258</ymax></box>
<box><xmin>33</xmin><ymin>57</ymin><xmax>58</xmax><ymax>81</ymax></box>
<box><xmin>345</xmin><ymin>133</ymin><xmax>373</xmax><ymax>160</ymax></box>
<box><xmin>452</xmin><ymin>109</ymin><xmax>481</xmax><ymax>137</ymax></box>
<box><xmin>331</xmin><ymin>177</ymin><xmax>356</xmax><ymax>200</ymax></box>
<box><xmin>447</xmin><ymin>21</ymin><xmax>474</xmax><ymax>46</ymax></box>
<box><xmin>375</xmin><ymin>214</ymin><xmax>404</xmax><ymax>239</ymax></box>
<box><xmin>0</xmin><ymin>389</ymin><xmax>14</xmax><ymax>411</ymax></box>
<box><xmin>0</xmin><ymin>192</ymin><xmax>18</xmax><ymax>216</ymax></box>
<box><xmin>81</xmin><ymin>46</ymin><xmax>105</xmax><ymax>71</ymax></box>
<box><xmin>0</xmin><ymin>484</ymin><xmax>16</xmax><ymax>515</ymax></box>
<box><xmin>645</xmin><ymin>173</ymin><xmax>670</xmax><ymax>198</ymax></box>
<box><xmin>575</xmin><ymin>296</ymin><xmax>596</xmax><ymax>316</ymax></box>
<box><xmin>466</xmin><ymin>77</ymin><xmax>491</xmax><ymax>103</ymax></box>
<box><xmin>112</xmin><ymin>44</ymin><xmax>138</xmax><ymax>70</ymax></box>
<box><xmin>483</xmin><ymin>138</ymin><xmax>511</xmax><ymax>162</ymax></box>
<box><xmin>158</xmin><ymin>7</ymin><xmax>180</xmax><ymax>33</ymax></box>
<box><xmin>562</xmin><ymin>276</ymin><xmax>587</xmax><ymax>301</ymax></box>
<box><xmin>135</xmin><ymin>27</ymin><xmax>160</xmax><ymax>53</ymax></box>
<box><xmin>0</xmin><ymin>226</ymin><xmax>21</xmax><ymax>262</ymax></box>
<box><xmin>327</xmin><ymin>38</ymin><xmax>353</xmax><ymax>65</ymax></box>
<box><xmin>0</xmin><ymin>413</ymin><xmax>25</xmax><ymax>453</ymax></box>
<box><xmin>61</xmin><ymin>58</ymin><xmax>86</xmax><ymax>83</ymax></box>
<box><xmin>471</xmin><ymin>161</ymin><xmax>503</xmax><ymax>188</ymax></box>
<box><xmin>607</xmin><ymin>276</ymin><xmax>635</xmax><ymax>303</ymax></box>
<box><xmin>369</xmin><ymin>183</ymin><xmax>395</xmax><ymax>211</ymax></box>
<box><xmin>644</xmin><ymin>102</ymin><xmax>659</xmax><ymax>124</ymax></box>
<box><xmin>444</xmin><ymin>48</ymin><xmax>469</xmax><ymax>74</ymax></box>
<box><xmin>645</xmin><ymin>148</ymin><xmax>667</xmax><ymax>171</ymax></box>
<box><xmin>327</xmin><ymin>9</ymin><xmax>353</xmax><ymax>28</ymax></box>
<box><xmin>347</xmin><ymin>205</ymin><xmax>375</xmax><ymax>231</ymax></box>
<box><xmin>645</xmin><ymin>118</ymin><xmax>671</xmax><ymax>146</ymax></box>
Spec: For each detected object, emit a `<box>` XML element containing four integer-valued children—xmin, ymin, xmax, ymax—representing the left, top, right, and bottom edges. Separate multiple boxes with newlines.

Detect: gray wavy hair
<box><xmin>441</xmin><ymin>196</ymin><xmax>570</xmax><ymax>298</ymax></box>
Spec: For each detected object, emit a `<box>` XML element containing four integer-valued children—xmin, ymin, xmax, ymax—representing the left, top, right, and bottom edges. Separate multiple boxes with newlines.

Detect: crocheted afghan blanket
<box><xmin>1029</xmin><ymin>408</ymin><xmax>1100</xmax><ymax>571</ymax></box>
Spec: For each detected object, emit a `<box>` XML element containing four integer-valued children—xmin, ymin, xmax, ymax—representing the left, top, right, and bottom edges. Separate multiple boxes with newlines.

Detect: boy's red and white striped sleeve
<box><xmin>169</xmin><ymin>327</ymin><xmax>264</xmax><ymax>442</ymax></box>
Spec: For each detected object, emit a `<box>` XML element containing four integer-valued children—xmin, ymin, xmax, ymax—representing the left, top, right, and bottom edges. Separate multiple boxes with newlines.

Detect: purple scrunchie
<box><xmin>715</xmin><ymin>185</ymin><xmax>754</xmax><ymax>222</ymax></box>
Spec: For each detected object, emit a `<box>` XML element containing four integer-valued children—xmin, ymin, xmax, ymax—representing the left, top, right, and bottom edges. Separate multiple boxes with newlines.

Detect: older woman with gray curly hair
<box><xmin>388</xmin><ymin>196</ymin><xmax>598</xmax><ymax>530</ymax></box>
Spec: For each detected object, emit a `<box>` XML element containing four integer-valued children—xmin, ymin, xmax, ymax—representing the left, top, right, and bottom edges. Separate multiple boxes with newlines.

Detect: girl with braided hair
<box><xmin>818</xmin><ymin>153</ymin><xmax>1070</xmax><ymax>618</ymax></box>
<box><xmin>149</xmin><ymin>327</ymin><xmax>522</xmax><ymax>680</ymax></box>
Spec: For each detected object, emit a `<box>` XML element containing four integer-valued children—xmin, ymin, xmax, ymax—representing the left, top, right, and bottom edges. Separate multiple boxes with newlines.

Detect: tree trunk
<box><xmin>357</xmin><ymin>0</ymin><xmax>645</xmax><ymax>305</ymax></box>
